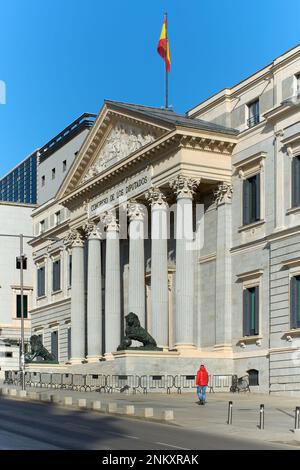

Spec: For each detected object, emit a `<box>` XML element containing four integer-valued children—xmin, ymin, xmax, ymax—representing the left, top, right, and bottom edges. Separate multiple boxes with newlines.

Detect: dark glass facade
<box><xmin>0</xmin><ymin>154</ymin><xmax>37</xmax><ymax>204</ymax></box>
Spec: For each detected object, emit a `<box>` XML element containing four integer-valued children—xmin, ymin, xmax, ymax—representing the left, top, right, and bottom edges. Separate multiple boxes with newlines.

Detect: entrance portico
<box><xmin>43</xmin><ymin>100</ymin><xmax>238</xmax><ymax>367</ymax></box>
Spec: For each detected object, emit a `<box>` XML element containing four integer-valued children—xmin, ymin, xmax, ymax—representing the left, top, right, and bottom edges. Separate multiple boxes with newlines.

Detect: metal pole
<box><xmin>165</xmin><ymin>12</ymin><xmax>168</xmax><ymax>109</ymax></box>
<box><xmin>20</xmin><ymin>234</ymin><xmax>26</xmax><ymax>391</ymax></box>
<box><xmin>259</xmin><ymin>404</ymin><xmax>265</xmax><ymax>430</ymax></box>
<box><xmin>227</xmin><ymin>401</ymin><xmax>233</xmax><ymax>424</ymax></box>
<box><xmin>295</xmin><ymin>406</ymin><xmax>300</xmax><ymax>429</ymax></box>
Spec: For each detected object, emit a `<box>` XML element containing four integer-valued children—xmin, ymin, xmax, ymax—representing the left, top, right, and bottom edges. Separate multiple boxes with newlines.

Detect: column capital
<box><xmin>102</xmin><ymin>211</ymin><xmax>119</xmax><ymax>232</ymax></box>
<box><xmin>65</xmin><ymin>229</ymin><xmax>85</xmax><ymax>248</ymax></box>
<box><xmin>214</xmin><ymin>182</ymin><xmax>233</xmax><ymax>206</ymax></box>
<box><xmin>169</xmin><ymin>175</ymin><xmax>199</xmax><ymax>199</ymax></box>
<box><xmin>127</xmin><ymin>200</ymin><xmax>146</xmax><ymax>222</ymax></box>
<box><xmin>83</xmin><ymin>222</ymin><xmax>102</xmax><ymax>240</ymax></box>
<box><xmin>145</xmin><ymin>187</ymin><xmax>168</xmax><ymax>208</ymax></box>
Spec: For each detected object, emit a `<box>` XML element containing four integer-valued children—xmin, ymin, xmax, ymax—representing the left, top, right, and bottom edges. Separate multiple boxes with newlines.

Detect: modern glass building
<box><xmin>0</xmin><ymin>153</ymin><xmax>37</xmax><ymax>204</ymax></box>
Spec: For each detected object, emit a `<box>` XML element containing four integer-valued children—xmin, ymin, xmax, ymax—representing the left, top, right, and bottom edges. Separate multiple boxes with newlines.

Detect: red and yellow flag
<box><xmin>157</xmin><ymin>15</ymin><xmax>171</xmax><ymax>72</ymax></box>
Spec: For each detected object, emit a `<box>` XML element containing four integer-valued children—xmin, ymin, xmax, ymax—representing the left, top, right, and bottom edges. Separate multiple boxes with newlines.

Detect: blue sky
<box><xmin>1</xmin><ymin>0</ymin><xmax>300</xmax><ymax>176</ymax></box>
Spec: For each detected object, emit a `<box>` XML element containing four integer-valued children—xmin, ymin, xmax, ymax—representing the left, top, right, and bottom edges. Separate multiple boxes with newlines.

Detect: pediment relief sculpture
<box><xmin>82</xmin><ymin>122</ymin><xmax>157</xmax><ymax>182</ymax></box>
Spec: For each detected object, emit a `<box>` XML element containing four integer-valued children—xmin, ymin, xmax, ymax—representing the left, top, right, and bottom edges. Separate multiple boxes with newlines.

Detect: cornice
<box><xmin>59</xmin><ymin>128</ymin><xmax>237</xmax><ymax>207</ymax></box>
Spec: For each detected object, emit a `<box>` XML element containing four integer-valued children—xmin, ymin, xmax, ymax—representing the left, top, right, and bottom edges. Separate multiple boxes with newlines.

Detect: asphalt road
<box><xmin>0</xmin><ymin>397</ymin><xmax>292</xmax><ymax>450</ymax></box>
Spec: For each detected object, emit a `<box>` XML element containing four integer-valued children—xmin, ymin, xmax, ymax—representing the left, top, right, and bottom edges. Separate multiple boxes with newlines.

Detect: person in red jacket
<box><xmin>196</xmin><ymin>364</ymin><xmax>209</xmax><ymax>405</ymax></box>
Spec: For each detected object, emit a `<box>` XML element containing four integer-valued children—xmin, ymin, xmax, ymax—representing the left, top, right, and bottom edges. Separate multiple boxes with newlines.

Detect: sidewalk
<box><xmin>1</xmin><ymin>382</ymin><xmax>300</xmax><ymax>447</ymax></box>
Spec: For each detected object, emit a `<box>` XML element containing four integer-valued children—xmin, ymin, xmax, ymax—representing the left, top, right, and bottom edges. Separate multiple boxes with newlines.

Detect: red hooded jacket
<box><xmin>196</xmin><ymin>366</ymin><xmax>209</xmax><ymax>386</ymax></box>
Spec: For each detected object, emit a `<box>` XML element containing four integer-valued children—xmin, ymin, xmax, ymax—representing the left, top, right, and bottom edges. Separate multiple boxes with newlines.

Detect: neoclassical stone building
<box><xmin>30</xmin><ymin>44</ymin><xmax>300</xmax><ymax>394</ymax></box>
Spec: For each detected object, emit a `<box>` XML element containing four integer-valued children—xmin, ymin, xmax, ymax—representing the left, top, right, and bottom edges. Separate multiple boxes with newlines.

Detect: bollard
<box><xmin>64</xmin><ymin>396</ymin><xmax>73</xmax><ymax>406</ymax></box>
<box><xmin>295</xmin><ymin>406</ymin><xmax>300</xmax><ymax>430</ymax></box>
<box><xmin>259</xmin><ymin>404</ymin><xmax>265</xmax><ymax>430</ymax></box>
<box><xmin>107</xmin><ymin>402</ymin><xmax>117</xmax><ymax>413</ymax></box>
<box><xmin>162</xmin><ymin>410</ymin><xmax>174</xmax><ymax>421</ymax></box>
<box><xmin>143</xmin><ymin>408</ymin><xmax>154</xmax><ymax>418</ymax></box>
<box><xmin>92</xmin><ymin>400</ymin><xmax>101</xmax><ymax>411</ymax></box>
<box><xmin>125</xmin><ymin>405</ymin><xmax>135</xmax><ymax>415</ymax></box>
<box><xmin>78</xmin><ymin>399</ymin><xmax>87</xmax><ymax>408</ymax></box>
<box><xmin>227</xmin><ymin>401</ymin><xmax>233</xmax><ymax>425</ymax></box>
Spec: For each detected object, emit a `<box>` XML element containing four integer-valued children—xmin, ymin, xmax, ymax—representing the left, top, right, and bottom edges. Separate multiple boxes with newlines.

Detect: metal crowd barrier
<box><xmin>210</xmin><ymin>374</ymin><xmax>233</xmax><ymax>393</ymax></box>
<box><xmin>106</xmin><ymin>375</ymin><xmax>140</xmax><ymax>394</ymax></box>
<box><xmin>3</xmin><ymin>370</ymin><xmax>235</xmax><ymax>394</ymax></box>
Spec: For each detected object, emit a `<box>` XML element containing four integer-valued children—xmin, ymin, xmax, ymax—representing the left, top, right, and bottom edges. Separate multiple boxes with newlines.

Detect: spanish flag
<box><xmin>157</xmin><ymin>15</ymin><xmax>171</xmax><ymax>72</ymax></box>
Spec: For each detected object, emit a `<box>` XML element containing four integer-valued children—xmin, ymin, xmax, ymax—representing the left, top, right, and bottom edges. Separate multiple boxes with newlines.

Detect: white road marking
<box><xmin>155</xmin><ymin>442</ymin><xmax>190</xmax><ymax>450</ymax></box>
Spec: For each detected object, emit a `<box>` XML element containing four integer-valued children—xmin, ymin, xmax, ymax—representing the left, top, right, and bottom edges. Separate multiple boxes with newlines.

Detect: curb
<box><xmin>0</xmin><ymin>387</ymin><xmax>175</xmax><ymax>424</ymax></box>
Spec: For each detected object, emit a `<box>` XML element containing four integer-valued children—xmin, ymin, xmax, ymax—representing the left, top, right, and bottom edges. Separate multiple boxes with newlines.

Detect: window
<box><xmin>243</xmin><ymin>174</ymin><xmax>260</xmax><ymax>225</ymax></box>
<box><xmin>243</xmin><ymin>286</ymin><xmax>259</xmax><ymax>336</ymax></box>
<box><xmin>37</xmin><ymin>266</ymin><xmax>45</xmax><ymax>297</ymax></box>
<box><xmin>63</xmin><ymin>160</ymin><xmax>67</xmax><ymax>172</ymax></box>
<box><xmin>52</xmin><ymin>168</ymin><xmax>56</xmax><ymax>180</ymax></box>
<box><xmin>292</xmin><ymin>156</ymin><xmax>300</xmax><ymax>207</ymax></box>
<box><xmin>67</xmin><ymin>328</ymin><xmax>71</xmax><ymax>360</ymax></box>
<box><xmin>296</xmin><ymin>74</ymin><xmax>300</xmax><ymax>96</ymax></box>
<box><xmin>39</xmin><ymin>220</ymin><xmax>45</xmax><ymax>234</ymax></box>
<box><xmin>247</xmin><ymin>369</ymin><xmax>259</xmax><ymax>386</ymax></box>
<box><xmin>41</xmin><ymin>175</ymin><xmax>45</xmax><ymax>187</ymax></box>
<box><xmin>5</xmin><ymin>352</ymin><xmax>13</xmax><ymax>358</ymax></box>
<box><xmin>68</xmin><ymin>254</ymin><xmax>72</xmax><ymax>287</ymax></box>
<box><xmin>55</xmin><ymin>211</ymin><xmax>61</xmax><ymax>226</ymax></box>
<box><xmin>247</xmin><ymin>99</ymin><xmax>259</xmax><ymax>128</ymax></box>
<box><xmin>290</xmin><ymin>276</ymin><xmax>300</xmax><ymax>329</ymax></box>
<box><xmin>16</xmin><ymin>294</ymin><xmax>28</xmax><ymax>319</ymax></box>
<box><xmin>52</xmin><ymin>259</ymin><xmax>61</xmax><ymax>292</ymax></box>
<box><xmin>51</xmin><ymin>330</ymin><xmax>58</xmax><ymax>361</ymax></box>
<box><xmin>16</xmin><ymin>257</ymin><xmax>27</xmax><ymax>270</ymax></box>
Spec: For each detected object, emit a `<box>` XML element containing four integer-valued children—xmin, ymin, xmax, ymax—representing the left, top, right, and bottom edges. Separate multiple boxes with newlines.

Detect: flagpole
<box><xmin>165</xmin><ymin>12</ymin><xmax>168</xmax><ymax>109</ymax></box>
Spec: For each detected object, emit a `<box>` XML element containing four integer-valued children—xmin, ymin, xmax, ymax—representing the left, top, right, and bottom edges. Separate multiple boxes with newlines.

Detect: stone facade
<box><xmin>0</xmin><ymin>202</ymin><xmax>35</xmax><ymax>375</ymax></box>
<box><xmin>28</xmin><ymin>45</ymin><xmax>300</xmax><ymax>395</ymax></box>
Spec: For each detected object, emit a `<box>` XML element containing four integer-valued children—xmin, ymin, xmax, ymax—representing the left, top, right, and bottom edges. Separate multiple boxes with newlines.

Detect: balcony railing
<box><xmin>247</xmin><ymin>114</ymin><xmax>260</xmax><ymax>128</ymax></box>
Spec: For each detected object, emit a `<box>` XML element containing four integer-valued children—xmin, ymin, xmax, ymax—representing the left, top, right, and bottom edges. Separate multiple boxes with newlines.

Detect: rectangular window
<box><xmin>292</xmin><ymin>156</ymin><xmax>300</xmax><ymax>207</ymax></box>
<box><xmin>243</xmin><ymin>174</ymin><xmax>260</xmax><ymax>225</ymax></box>
<box><xmin>16</xmin><ymin>257</ymin><xmax>27</xmax><ymax>270</ymax></box>
<box><xmin>63</xmin><ymin>160</ymin><xmax>67</xmax><ymax>172</ymax></box>
<box><xmin>296</xmin><ymin>74</ymin><xmax>300</xmax><ymax>96</ymax></box>
<box><xmin>67</xmin><ymin>328</ymin><xmax>71</xmax><ymax>360</ymax></box>
<box><xmin>52</xmin><ymin>259</ymin><xmax>61</xmax><ymax>292</ymax></box>
<box><xmin>52</xmin><ymin>168</ymin><xmax>56</xmax><ymax>180</ymax></box>
<box><xmin>51</xmin><ymin>330</ymin><xmax>58</xmax><ymax>361</ymax></box>
<box><xmin>68</xmin><ymin>254</ymin><xmax>72</xmax><ymax>287</ymax></box>
<box><xmin>55</xmin><ymin>211</ymin><xmax>61</xmax><ymax>225</ymax></box>
<box><xmin>290</xmin><ymin>276</ymin><xmax>300</xmax><ymax>329</ymax></box>
<box><xmin>16</xmin><ymin>294</ymin><xmax>28</xmax><ymax>319</ymax></box>
<box><xmin>247</xmin><ymin>99</ymin><xmax>260</xmax><ymax>128</ymax></box>
<box><xmin>41</xmin><ymin>175</ymin><xmax>45</xmax><ymax>187</ymax></box>
<box><xmin>37</xmin><ymin>266</ymin><xmax>45</xmax><ymax>297</ymax></box>
<box><xmin>243</xmin><ymin>287</ymin><xmax>259</xmax><ymax>336</ymax></box>
<box><xmin>39</xmin><ymin>220</ymin><xmax>45</xmax><ymax>234</ymax></box>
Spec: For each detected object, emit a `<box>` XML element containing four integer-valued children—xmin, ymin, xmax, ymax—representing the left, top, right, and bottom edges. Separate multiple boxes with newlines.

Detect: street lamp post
<box><xmin>19</xmin><ymin>233</ymin><xmax>26</xmax><ymax>391</ymax></box>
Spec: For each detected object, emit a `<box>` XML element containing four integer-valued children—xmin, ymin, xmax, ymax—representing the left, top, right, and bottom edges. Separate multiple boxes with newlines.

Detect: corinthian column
<box><xmin>145</xmin><ymin>188</ymin><xmax>169</xmax><ymax>348</ymax></box>
<box><xmin>69</xmin><ymin>230</ymin><xmax>85</xmax><ymax>363</ymax></box>
<box><xmin>170</xmin><ymin>175</ymin><xmax>198</xmax><ymax>349</ymax></box>
<box><xmin>85</xmin><ymin>223</ymin><xmax>102</xmax><ymax>360</ymax></box>
<box><xmin>103</xmin><ymin>211</ymin><xmax>121</xmax><ymax>354</ymax></box>
<box><xmin>127</xmin><ymin>201</ymin><xmax>145</xmax><ymax>326</ymax></box>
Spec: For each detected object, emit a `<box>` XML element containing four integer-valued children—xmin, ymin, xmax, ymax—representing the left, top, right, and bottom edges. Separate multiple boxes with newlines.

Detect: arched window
<box><xmin>247</xmin><ymin>369</ymin><xmax>259</xmax><ymax>386</ymax></box>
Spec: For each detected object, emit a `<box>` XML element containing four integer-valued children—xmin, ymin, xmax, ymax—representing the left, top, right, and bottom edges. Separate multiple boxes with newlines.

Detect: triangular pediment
<box><xmin>81</xmin><ymin>120</ymin><xmax>159</xmax><ymax>183</ymax></box>
<box><xmin>58</xmin><ymin>102</ymin><xmax>171</xmax><ymax>199</ymax></box>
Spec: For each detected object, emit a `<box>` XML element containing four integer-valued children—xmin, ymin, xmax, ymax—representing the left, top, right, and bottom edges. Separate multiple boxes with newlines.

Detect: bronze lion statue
<box><xmin>25</xmin><ymin>335</ymin><xmax>57</xmax><ymax>363</ymax></box>
<box><xmin>117</xmin><ymin>312</ymin><xmax>159</xmax><ymax>351</ymax></box>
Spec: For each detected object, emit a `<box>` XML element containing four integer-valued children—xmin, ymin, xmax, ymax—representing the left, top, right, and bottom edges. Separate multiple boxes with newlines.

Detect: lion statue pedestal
<box><xmin>117</xmin><ymin>312</ymin><xmax>162</xmax><ymax>351</ymax></box>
